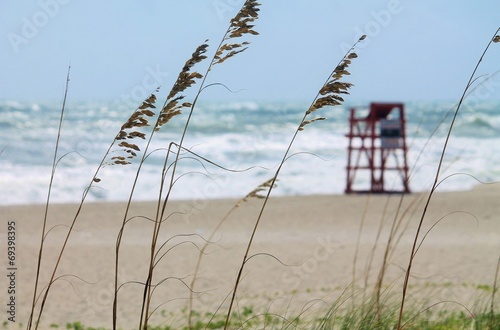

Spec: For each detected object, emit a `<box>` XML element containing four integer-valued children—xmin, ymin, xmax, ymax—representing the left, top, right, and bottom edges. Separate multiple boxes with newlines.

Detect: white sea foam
<box><xmin>1</xmin><ymin>100</ymin><xmax>499</xmax><ymax>205</ymax></box>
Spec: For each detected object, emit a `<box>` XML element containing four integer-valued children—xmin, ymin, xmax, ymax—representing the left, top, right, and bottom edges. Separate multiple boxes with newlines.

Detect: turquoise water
<box><xmin>0</xmin><ymin>99</ymin><xmax>499</xmax><ymax>204</ymax></box>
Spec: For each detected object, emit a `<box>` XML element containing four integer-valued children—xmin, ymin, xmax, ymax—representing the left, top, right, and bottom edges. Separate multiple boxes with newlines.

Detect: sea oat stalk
<box><xmin>187</xmin><ymin>178</ymin><xmax>276</xmax><ymax>329</ymax></box>
<box><xmin>112</xmin><ymin>44</ymin><xmax>208</xmax><ymax>329</ymax></box>
<box><xmin>138</xmin><ymin>2</ymin><xmax>261</xmax><ymax>329</ymax></box>
<box><xmin>396</xmin><ymin>27</ymin><xmax>500</xmax><ymax>330</ymax></box>
<box><xmin>27</xmin><ymin>66</ymin><xmax>71</xmax><ymax>330</ymax></box>
<box><xmin>223</xmin><ymin>35</ymin><xmax>365</xmax><ymax>329</ymax></box>
<box><xmin>28</xmin><ymin>78</ymin><xmax>159</xmax><ymax>330</ymax></box>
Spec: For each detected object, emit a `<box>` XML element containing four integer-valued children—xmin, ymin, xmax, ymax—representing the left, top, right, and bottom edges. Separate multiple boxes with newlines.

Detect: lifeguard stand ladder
<box><xmin>345</xmin><ymin>102</ymin><xmax>410</xmax><ymax>194</ymax></box>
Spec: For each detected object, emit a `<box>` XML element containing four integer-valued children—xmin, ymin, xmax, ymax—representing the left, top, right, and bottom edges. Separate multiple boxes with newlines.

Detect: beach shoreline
<box><xmin>1</xmin><ymin>185</ymin><xmax>499</xmax><ymax>328</ymax></box>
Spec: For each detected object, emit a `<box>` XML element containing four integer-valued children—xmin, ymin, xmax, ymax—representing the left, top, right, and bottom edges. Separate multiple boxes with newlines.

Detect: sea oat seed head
<box><xmin>108</xmin><ymin>88</ymin><xmax>160</xmax><ymax>166</ymax></box>
<box><xmin>242</xmin><ymin>178</ymin><xmax>277</xmax><ymax>201</ymax></box>
<box><xmin>213</xmin><ymin>0</ymin><xmax>260</xmax><ymax>66</ymax></box>
<box><xmin>301</xmin><ymin>37</ymin><xmax>364</xmax><ymax>130</ymax></box>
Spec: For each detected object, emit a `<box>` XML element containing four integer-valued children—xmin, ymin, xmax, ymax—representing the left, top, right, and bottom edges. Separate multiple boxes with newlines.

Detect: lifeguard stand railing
<box><xmin>345</xmin><ymin>102</ymin><xmax>410</xmax><ymax>193</ymax></box>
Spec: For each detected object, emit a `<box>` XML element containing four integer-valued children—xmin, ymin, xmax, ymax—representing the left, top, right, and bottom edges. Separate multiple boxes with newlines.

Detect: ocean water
<box><xmin>0</xmin><ymin>99</ymin><xmax>499</xmax><ymax>205</ymax></box>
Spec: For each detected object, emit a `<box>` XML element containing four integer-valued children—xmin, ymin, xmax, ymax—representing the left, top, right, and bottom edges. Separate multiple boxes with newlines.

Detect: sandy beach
<box><xmin>1</xmin><ymin>184</ymin><xmax>499</xmax><ymax>329</ymax></box>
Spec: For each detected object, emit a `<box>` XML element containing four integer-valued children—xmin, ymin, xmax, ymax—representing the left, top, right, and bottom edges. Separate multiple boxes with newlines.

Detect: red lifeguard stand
<box><xmin>345</xmin><ymin>102</ymin><xmax>410</xmax><ymax>194</ymax></box>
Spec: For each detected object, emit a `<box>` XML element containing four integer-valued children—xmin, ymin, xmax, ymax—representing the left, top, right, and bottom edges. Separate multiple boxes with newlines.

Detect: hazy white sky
<box><xmin>1</xmin><ymin>0</ymin><xmax>499</xmax><ymax>104</ymax></box>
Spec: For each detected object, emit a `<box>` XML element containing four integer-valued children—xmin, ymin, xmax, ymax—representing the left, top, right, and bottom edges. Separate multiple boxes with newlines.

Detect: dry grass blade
<box><xmin>396</xmin><ymin>27</ymin><xmax>500</xmax><ymax>330</ymax></box>
<box><xmin>137</xmin><ymin>43</ymin><xmax>211</xmax><ymax>330</ymax></box>
<box><xmin>187</xmin><ymin>177</ymin><xmax>276</xmax><ymax>329</ymax></box>
<box><xmin>223</xmin><ymin>35</ymin><xmax>364</xmax><ymax>330</ymax></box>
<box><xmin>29</xmin><ymin>77</ymin><xmax>164</xmax><ymax>330</ymax></box>
<box><xmin>27</xmin><ymin>66</ymin><xmax>71</xmax><ymax>330</ymax></box>
<box><xmin>490</xmin><ymin>255</ymin><xmax>500</xmax><ymax>327</ymax></box>
<box><xmin>114</xmin><ymin>44</ymin><xmax>209</xmax><ymax>330</ymax></box>
<box><xmin>212</xmin><ymin>0</ymin><xmax>260</xmax><ymax>66</ymax></box>
<box><xmin>140</xmin><ymin>3</ymin><xmax>260</xmax><ymax>329</ymax></box>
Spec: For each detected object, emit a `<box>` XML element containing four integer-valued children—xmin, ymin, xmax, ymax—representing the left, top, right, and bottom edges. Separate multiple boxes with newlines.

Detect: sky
<box><xmin>1</xmin><ymin>0</ymin><xmax>499</xmax><ymax>104</ymax></box>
